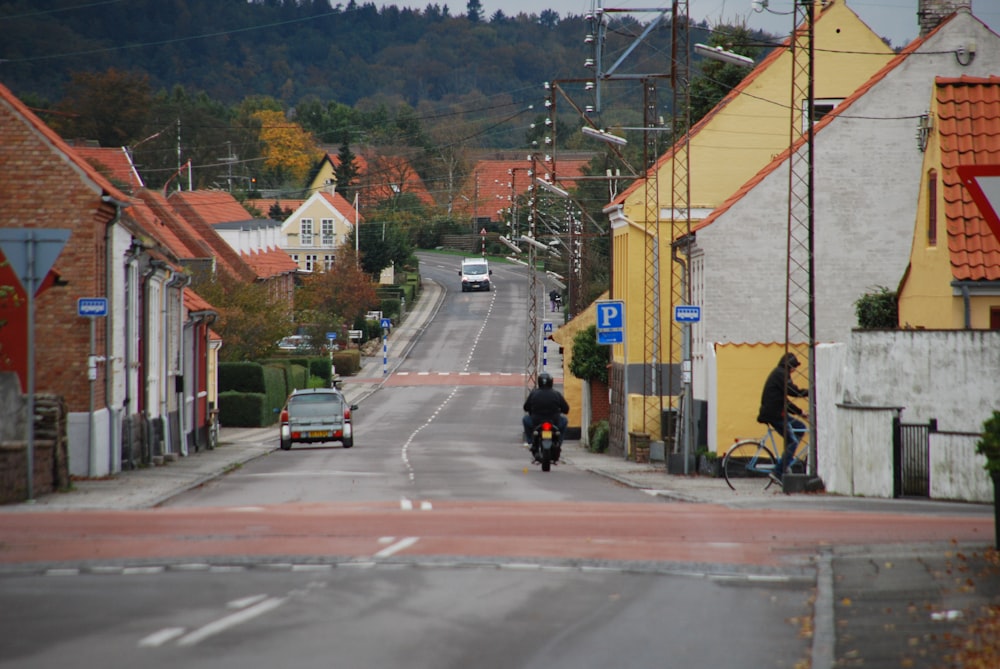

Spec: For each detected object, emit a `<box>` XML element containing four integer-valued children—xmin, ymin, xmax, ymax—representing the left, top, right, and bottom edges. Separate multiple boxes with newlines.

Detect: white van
<box><xmin>459</xmin><ymin>257</ymin><xmax>492</xmax><ymax>292</ymax></box>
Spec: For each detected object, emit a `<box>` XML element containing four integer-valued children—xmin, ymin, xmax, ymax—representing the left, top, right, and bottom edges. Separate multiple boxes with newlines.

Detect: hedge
<box><xmin>218</xmin><ymin>390</ymin><xmax>268</xmax><ymax>427</ymax></box>
<box><xmin>332</xmin><ymin>349</ymin><xmax>361</xmax><ymax>376</ymax></box>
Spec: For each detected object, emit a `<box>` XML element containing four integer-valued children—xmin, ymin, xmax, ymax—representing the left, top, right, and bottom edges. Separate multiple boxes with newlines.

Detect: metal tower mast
<box><xmin>786</xmin><ymin>0</ymin><xmax>818</xmax><ymax>473</ymax></box>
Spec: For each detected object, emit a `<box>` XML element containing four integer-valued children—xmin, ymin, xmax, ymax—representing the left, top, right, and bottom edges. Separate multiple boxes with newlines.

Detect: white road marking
<box><xmin>138</xmin><ymin>627</ymin><xmax>186</xmax><ymax>648</ymax></box>
<box><xmin>176</xmin><ymin>597</ymin><xmax>287</xmax><ymax>646</ymax></box>
<box><xmin>374</xmin><ymin>536</ymin><xmax>419</xmax><ymax>558</ymax></box>
<box><xmin>228</xmin><ymin>594</ymin><xmax>269</xmax><ymax>609</ymax></box>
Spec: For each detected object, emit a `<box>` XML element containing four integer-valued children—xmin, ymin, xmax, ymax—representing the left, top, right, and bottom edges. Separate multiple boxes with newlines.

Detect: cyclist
<box><xmin>757</xmin><ymin>352</ymin><xmax>808</xmax><ymax>483</ymax></box>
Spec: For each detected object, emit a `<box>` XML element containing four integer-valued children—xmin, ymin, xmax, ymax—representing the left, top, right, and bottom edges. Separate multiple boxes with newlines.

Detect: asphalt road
<box><xmin>1</xmin><ymin>251</ymin><xmax>995</xmax><ymax>669</ymax></box>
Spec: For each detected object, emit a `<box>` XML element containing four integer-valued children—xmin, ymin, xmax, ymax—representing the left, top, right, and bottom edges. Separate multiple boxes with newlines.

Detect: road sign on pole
<box><xmin>78</xmin><ymin>297</ymin><xmax>108</xmax><ymax>318</ymax></box>
<box><xmin>673</xmin><ymin>305</ymin><xmax>701</xmax><ymax>323</ymax></box>
<box><xmin>595</xmin><ymin>300</ymin><xmax>625</xmax><ymax>345</ymax></box>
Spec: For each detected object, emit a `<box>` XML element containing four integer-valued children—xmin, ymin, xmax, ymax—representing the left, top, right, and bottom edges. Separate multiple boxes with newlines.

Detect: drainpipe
<box><xmin>188</xmin><ymin>309</ymin><xmax>217</xmax><ymax>451</ymax></box>
<box><xmin>121</xmin><ymin>242</ymin><xmax>143</xmax><ymax>470</ymax></box>
<box><xmin>168</xmin><ymin>272</ymin><xmax>190</xmax><ymax>455</ymax></box>
<box><xmin>101</xmin><ymin>196</ymin><xmax>128</xmax><ymax>474</ymax></box>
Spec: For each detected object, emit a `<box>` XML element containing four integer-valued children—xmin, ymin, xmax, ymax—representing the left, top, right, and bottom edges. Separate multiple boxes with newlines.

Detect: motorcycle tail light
<box><xmin>541</xmin><ymin>422</ymin><xmax>553</xmax><ymax>430</ymax></box>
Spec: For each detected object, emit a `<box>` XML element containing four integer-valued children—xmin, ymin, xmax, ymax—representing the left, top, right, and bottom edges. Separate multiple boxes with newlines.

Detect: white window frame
<box><xmin>323</xmin><ymin>254</ymin><xmax>335</xmax><ymax>271</ymax></box>
<box><xmin>801</xmin><ymin>98</ymin><xmax>842</xmax><ymax>133</ymax></box>
<box><xmin>300</xmin><ymin>218</ymin><xmax>314</xmax><ymax>246</ymax></box>
<box><xmin>321</xmin><ymin>219</ymin><xmax>335</xmax><ymax>246</ymax></box>
<box><xmin>305</xmin><ymin>254</ymin><xmax>317</xmax><ymax>272</ymax></box>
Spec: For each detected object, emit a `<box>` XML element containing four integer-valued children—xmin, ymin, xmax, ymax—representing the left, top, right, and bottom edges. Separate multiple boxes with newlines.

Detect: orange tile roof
<box><xmin>170</xmin><ymin>189</ymin><xmax>254</xmax><ymax>224</ymax></box>
<box><xmin>328</xmin><ymin>151</ymin><xmax>436</xmax><ymax>208</ymax></box>
<box><xmin>692</xmin><ymin>16</ymin><xmax>947</xmax><ymax>234</ymax></box>
<box><xmin>453</xmin><ymin>157</ymin><xmax>591</xmax><ymax>222</ymax></box>
<box><xmin>183</xmin><ymin>287</ymin><xmax>217</xmax><ymax>313</ymax></box>
<box><xmin>166</xmin><ymin>190</ymin><xmax>258</xmax><ymax>282</ymax></box>
<box><xmin>242</xmin><ymin>248</ymin><xmax>299</xmax><ymax>279</ymax></box>
<box><xmin>318</xmin><ymin>191</ymin><xmax>364</xmax><ymax>223</ymax></box>
<box><xmin>72</xmin><ymin>146</ymin><xmax>144</xmax><ymax>194</ymax></box>
<box><xmin>937</xmin><ymin>75</ymin><xmax>1000</xmax><ymax>281</ymax></box>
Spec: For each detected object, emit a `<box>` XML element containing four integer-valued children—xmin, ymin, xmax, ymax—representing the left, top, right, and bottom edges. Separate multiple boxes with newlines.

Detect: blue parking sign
<box><xmin>596</xmin><ymin>300</ymin><xmax>625</xmax><ymax>345</ymax></box>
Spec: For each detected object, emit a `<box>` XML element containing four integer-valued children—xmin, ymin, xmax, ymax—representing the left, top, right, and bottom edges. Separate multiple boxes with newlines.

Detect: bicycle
<box><xmin>722</xmin><ymin>422</ymin><xmax>809</xmax><ymax>491</ymax></box>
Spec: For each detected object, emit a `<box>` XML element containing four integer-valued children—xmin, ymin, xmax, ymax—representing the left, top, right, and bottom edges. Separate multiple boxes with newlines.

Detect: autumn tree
<box><xmin>252</xmin><ymin>108</ymin><xmax>320</xmax><ymax>186</ymax></box>
<box><xmin>294</xmin><ymin>248</ymin><xmax>378</xmax><ymax>345</ymax></box>
<box><xmin>193</xmin><ymin>273</ymin><xmax>293</xmax><ymax>362</ymax></box>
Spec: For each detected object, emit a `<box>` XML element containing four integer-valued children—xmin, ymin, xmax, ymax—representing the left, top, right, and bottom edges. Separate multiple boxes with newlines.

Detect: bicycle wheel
<box><xmin>723</xmin><ymin>439</ymin><xmax>778</xmax><ymax>491</ymax></box>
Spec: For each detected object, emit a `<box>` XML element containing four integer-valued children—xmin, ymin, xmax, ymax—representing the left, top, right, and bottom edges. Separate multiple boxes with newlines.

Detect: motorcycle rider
<box><xmin>522</xmin><ymin>373</ymin><xmax>570</xmax><ymax>460</ymax></box>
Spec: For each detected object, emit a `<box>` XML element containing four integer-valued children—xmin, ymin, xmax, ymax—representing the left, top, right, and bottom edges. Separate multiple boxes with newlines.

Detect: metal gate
<box><xmin>893</xmin><ymin>418</ymin><xmax>937</xmax><ymax>497</ymax></box>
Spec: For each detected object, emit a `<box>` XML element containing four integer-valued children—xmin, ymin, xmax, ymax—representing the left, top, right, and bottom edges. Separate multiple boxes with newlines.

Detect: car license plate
<box><xmin>541</xmin><ymin>429</ymin><xmax>552</xmax><ymax>439</ymax></box>
<box><xmin>309</xmin><ymin>430</ymin><xmax>331</xmax><ymax>438</ymax></box>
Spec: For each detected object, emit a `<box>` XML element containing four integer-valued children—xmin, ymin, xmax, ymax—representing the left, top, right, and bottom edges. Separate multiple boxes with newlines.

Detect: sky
<box><xmin>375</xmin><ymin>1</ymin><xmax>1000</xmax><ymax>51</ymax></box>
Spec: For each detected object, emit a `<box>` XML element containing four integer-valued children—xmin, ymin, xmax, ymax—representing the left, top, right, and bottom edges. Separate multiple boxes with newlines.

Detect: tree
<box><xmin>334</xmin><ymin>133</ymin><xmax>361</xmax><ymax>201</ymax></box>
<box><xmin>193</xmin><ymin>273</ymin><xmax>293</xmax><ymax>362</ymax></box>
<box><xmin>252</xmin><ymin>109</ymin><xmax>320</xmax><ymax>186</ymax></box>
<box><xmin>348</xmin><ymin>217</ymin><xmax>412</xmax><ymax>279</ymax></box>
<box><xmin>466</xmin><ymin>0</ymin><xmax>483</xmax><ymax>22</ymax></box>
<box><xmin>51</xmin><ymin>68</ymin><xmax>152</xmax><ymax>148</ymax></box>
<box><xmin>295</xmin><ymin>248</ymin><xmax>378</xmax><ymax>342</ymax></box>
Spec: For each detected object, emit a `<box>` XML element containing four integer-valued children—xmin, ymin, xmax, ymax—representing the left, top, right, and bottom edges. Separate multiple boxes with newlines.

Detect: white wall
<box><xmin>693</xmin><ymin>13</ymin><xmax>1000</xmax><ymax>349</ymax></box>
<box><xmin>819</xmin><ymin>330</ymin><xmax>999</xmax><ymax>501</ymax></box>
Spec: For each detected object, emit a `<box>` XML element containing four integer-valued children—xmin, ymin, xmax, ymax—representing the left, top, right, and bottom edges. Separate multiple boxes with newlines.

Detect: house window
<box><xmin>290</xmin><ymin>254</ymin><xmax>299</xmax><ymax>265</ymax></box>
<box><xmin>801</xmin><ymin>98</ymin><xmax>842</xmax><ymax>133</ymax></box>
<box><xmin>323</xmin><ymin>254</ymin><xmax>335</xmax><ymax>271</ymax></box>
<box><xmin>305</xmin><ymin>254</ymin><xmax>317</xmax><ymax>272</ymax></box>
<box><xmin>321</xmin><ymin>219</ymin><xmax>335</xmax><ymax>246</ymax></box>
<box><xmin>927</xmin><ymin>169</ymin><xmax>937</xmax><ymax>246</ymax></box>
<box><xmin>301</xmin><ymin>219</ymin><xmax>314</xmax><ymax>246</ymax></box>
<box><xmin>991</xmin><ymin>307</ymin><xmax>1000</xmax><ymax>330</ymax></box>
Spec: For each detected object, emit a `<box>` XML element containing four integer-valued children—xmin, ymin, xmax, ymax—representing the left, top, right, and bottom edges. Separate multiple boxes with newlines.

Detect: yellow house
<box><xmin>898</xmin><ymin>76</ymin><xmax>1000</xmax><ymax>329</ymax></box>
<box><xmin>602</xmin><ymin>0</ymin><xmax>895</xmax><ymax>449</ymax></box>
<box><xmin>550</xmin><ymin>293</ymin><xmax>608</xmax><ymax>437</ymax></box>
<box><xmin>281</xmin><ymin>189</ymin><xmax>362</xmax><ymax>272</ymax></box>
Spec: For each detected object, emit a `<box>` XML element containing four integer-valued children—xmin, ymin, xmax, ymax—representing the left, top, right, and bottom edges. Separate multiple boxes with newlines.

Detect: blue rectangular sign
<box><xmin>77</xmin><ymin>297</ymin><xmax>108</xmax><ymax>317</ymax></box>
<box><xmin>596</xmin><ymin>300</ymin><xmax>625</xmax><ymax>346</ymax></box>
<box><xmin>674</xmin><ymin>305</ymin><xmax>702</xmax><ymax>323</ymax></box>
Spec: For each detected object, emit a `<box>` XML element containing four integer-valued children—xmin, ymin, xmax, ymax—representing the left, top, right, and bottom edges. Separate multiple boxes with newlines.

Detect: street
<box><xmin>0</xmin><ymin>253</ymin><xmax>995</xmax><ymax>669</ymax></box>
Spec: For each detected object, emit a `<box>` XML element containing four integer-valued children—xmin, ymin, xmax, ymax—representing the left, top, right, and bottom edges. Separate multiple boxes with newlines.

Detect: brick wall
<box><xmin>0</xmin><ymin>91</ymin><xmax>116</xmax><ymax>413</ymax></box>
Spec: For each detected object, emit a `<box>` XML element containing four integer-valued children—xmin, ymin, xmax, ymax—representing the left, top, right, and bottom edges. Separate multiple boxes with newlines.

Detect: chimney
<box><xmin>917</xmin><ymin>0</ymin><xmax>972</xmax><ymax>36</ymax></box>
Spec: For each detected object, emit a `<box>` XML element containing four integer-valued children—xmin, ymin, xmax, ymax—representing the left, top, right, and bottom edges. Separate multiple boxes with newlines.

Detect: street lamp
<box><xmin>535</xmin><ymin>177</ymin><xmax>569</xmax><ymax>198</ymax></box>
<box><xmin>694</xmin><ymin>43</ymin><xmax>754</xmax><ymax>68</ymax></box>
<box><xmin>581</xmin><ymin>126</ymin><xmax>628</xmax><ymax>146</ymax></box>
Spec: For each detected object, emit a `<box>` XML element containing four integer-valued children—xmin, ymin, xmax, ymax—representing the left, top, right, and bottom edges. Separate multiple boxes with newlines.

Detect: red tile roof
<box><xmin>166</xmin><ymin>190</ymin><xmax>258</xmax><ymax>282</ymax></box>
<box><xmin>453</xmin><ymin>157</ymin><xmax>591</xmax><ymax>222</ymax></box>
<box><xmin>937</xmin><ymin>75</ymin><xmax>1000</xmax><ymax>281</ymax></box>
<box><xmin>72</xmin><ymin>146</ymin><xmax>144</xmax><ymax>194</ymax></box>
<box><xmin>183</xmin><ymin>287</ymin><xmax>217</xmax><ymax>314</ymax></box>
<box><xmin>318</xmin><ymin>191</ymin><xmax>364</xmax><ymax>224</ymax></box>
<box><xmin>242</xmin><ymin>248</ymin><xmax>299</xmax><ymax>279</ymax></box>
<box><xmin>169</xmin><ymin>189</ymin><xmax>254</xmax><ymax>224</ymax></box>
<box><xmin>328</xmin><ymin>152</ymin><xmax>436</xmax><ymax>209</ymax></box>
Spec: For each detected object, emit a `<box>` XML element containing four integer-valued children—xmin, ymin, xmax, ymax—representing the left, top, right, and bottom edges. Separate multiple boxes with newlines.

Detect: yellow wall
<box><xmin>308</xmin><ymin>160</ymin><xmax>336</xmax><ymax>195</ymax></box>
<box><xmin>619</xmin><ymin>0</ymin><xmax>894</xmax><ymax>223</ymax></box>
<box><xmin>899</xmin><ymin>95</ymin><xmax>1000</xmax><ymax>329</ymax></box>
<box><xmin>714</xmin><ymin>342</ymin><xmax>810</xmax><ymax>455</ymax></box>
<box><xmin>551</xmin><ymin>294</ymin><xmax>605</xmax><ymax>430</ymax></box>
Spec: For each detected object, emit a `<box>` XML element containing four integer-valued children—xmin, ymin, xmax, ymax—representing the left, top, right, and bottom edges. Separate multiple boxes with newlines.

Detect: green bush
<box><xmin>589</xmin><ymin>420</ymin><xmax>610</xmax><ymax>453</ymax></box>
<box><xmin>309</xmin><ymin>357</ymin><xmax>332</xmax><ymax>385</ymax></box>
<box><xmin>570</xmin><ymin>325</ymin><xmax>610</xmax><ymax>384</ymax></box>
<box><xmin>219</xmin><ymin>361</ymin><xmax>266</xmax><ymax>393</ymax></box>
<box><xmin>976</xmin><ymin>411</ymin><xmax>1000</xmax><ymax>475</ymax></box>
<box><xmin>332</xmin><ymin>349</ymin><xmax>362</xmax><ymax>375</ymax></box>
<box><xmin>854</xmin><ymin>286</ymin><xmax>898</xmax><ymax>329</ymax></box>
<box><xmin>381</xmin><ymin>297</ymin><xmax>401</xmax><ymax>319</ymax></box>
<box><xmin>218</xmin><ymin>390</ymin><xmax>268</xmax><ymax>427</ymax></box>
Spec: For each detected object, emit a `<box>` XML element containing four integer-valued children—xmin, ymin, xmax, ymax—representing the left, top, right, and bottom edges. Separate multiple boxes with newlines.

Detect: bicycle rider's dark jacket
<box><xmin>757</xmin><ymin>357</ymin><xmax>808</xmax><ymax>425</ymax></box>
<box><xmin>523</xmin><ymin>388</ymin><xmax>570</xmax><ymax>426</ymax></box>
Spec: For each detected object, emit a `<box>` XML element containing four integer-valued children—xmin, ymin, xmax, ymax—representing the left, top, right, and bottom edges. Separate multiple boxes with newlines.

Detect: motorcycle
<box><xmin>530</xmin><ymin>420</ymin><xmax>562</xmax><ymax>472</ymax></box>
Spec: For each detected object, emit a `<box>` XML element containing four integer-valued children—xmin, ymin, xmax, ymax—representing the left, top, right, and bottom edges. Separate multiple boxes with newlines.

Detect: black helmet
<box><xmin>537</xmin><ymin>373</ymin><xmax>553</xmax><ymax>389</ymax></box>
